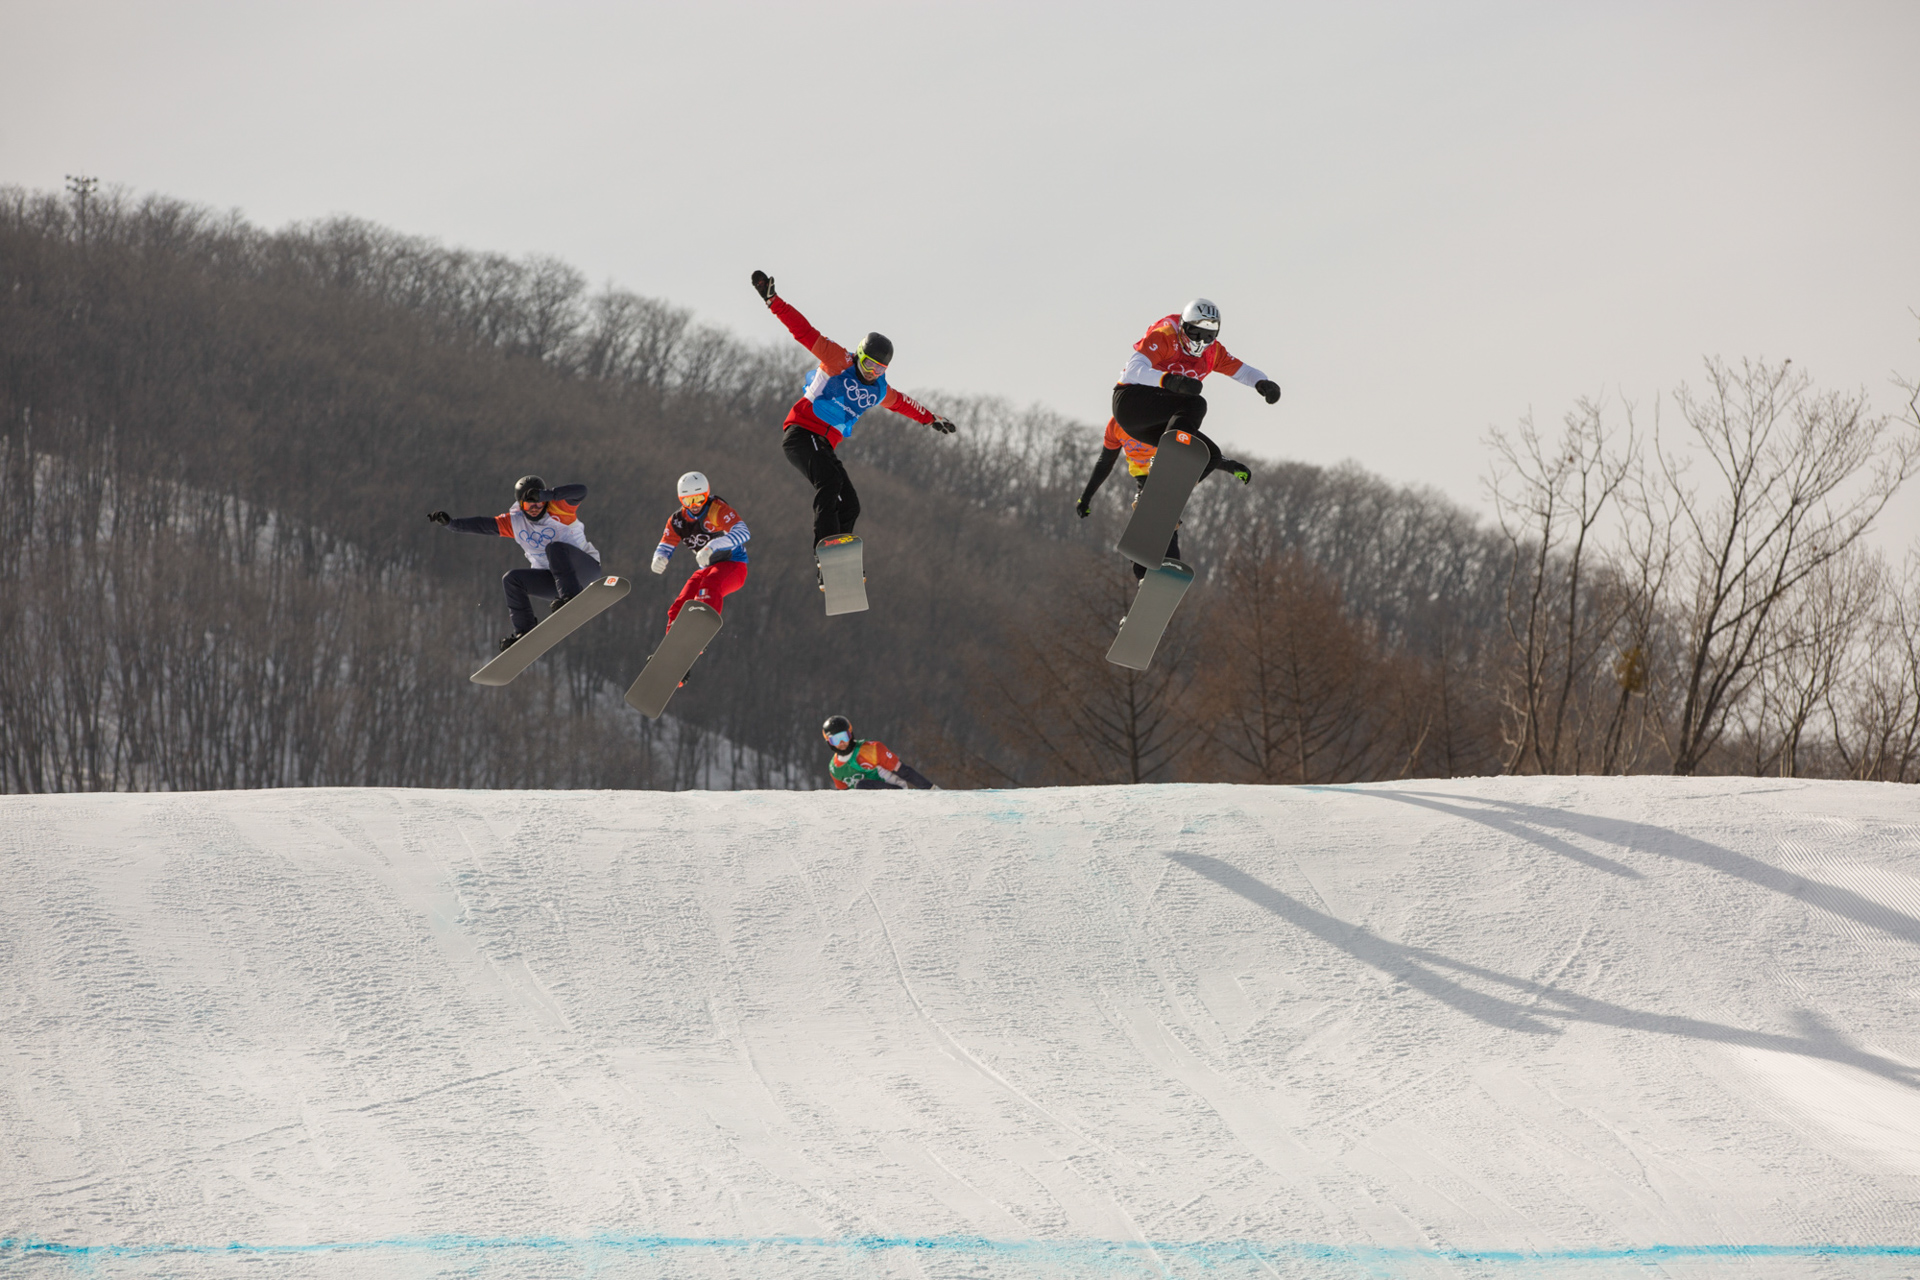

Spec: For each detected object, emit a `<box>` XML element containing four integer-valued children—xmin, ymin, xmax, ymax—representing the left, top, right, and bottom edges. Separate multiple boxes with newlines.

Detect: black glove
<box><xmin>1222</xmin><ymin>460</ymin><xmax>1253</xmax><ymax>485</ymax></box>
<box><xmin>1075</xmin><ymin>495</ymin><xmax>1092</xmax><ymax>518</ymax></box>
<box><xmin>1255</xmin><ymin>379</ymin><xmax>1281</xmax><ymax>404</ymax></box>
<box><xmin>1161</xmin><ymin>372</ymin><xmax>1203</xmax><ymax>396</ymax></box>
<box><xmin>751</xmin><ymin>270</ymin><xmax>776</xmax><ymax>304</ymax></box>
<box><xmin>535</xmin><ymin>489</ymin><xmax>556</xmax><ymax>502</ymax></box>
<box><xmin>428</xmin><ymin>510</ymin><xmax>450</xmax><ymax>525</ymax></box>
<box><xmin>929</xmin><ymin>416</ymin><xmax>956</xmax><ymax>435</ymax></box>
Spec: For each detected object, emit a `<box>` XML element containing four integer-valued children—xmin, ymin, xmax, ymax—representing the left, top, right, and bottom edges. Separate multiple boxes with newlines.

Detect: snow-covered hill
<box><xmin>4</xmin><ymin>778</ymin><xmax>1919</xmax><ymax>1277</ymax></box>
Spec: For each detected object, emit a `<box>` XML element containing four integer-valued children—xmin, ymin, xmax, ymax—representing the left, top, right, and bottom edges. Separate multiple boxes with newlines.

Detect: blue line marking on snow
<box><xmin>6</xmin><ymin>1234</ymin><xmax>1919</xmax><ymax>1268</ymax></box>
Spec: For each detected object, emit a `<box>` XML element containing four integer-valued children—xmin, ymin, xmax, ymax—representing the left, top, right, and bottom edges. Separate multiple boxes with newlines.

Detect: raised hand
<box><xmin>1255</xmin><ymin>379</ymin><xmax>1281</xmax><ymax>404</ymax></box>
<box><xmin>929</xmin><ymin>416</ymin><xmax>956</xmax><ymax>435</ymax></box>
<box><xmin>751</xmin><ymin>270</ymin><xmax>776</xmax><ymax>304</ymax></box>
<box><xmin>427</xmin><ymin>510</ymin><xmax>450</xmax><ymax>525</ymax></box>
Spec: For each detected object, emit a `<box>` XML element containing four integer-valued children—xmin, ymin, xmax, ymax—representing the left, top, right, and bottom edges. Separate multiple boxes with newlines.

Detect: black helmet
<box><xmin>514</xmin><ymin>475</ymin><xmax>547</xmax><ymax>505</ymax></box>
<box><xmin>855</xmin><ymin>332</ymin><xmax>892</xmax><ymax>367</ymax></box>
<box><xmin>822</xmin><ymin>715</ymin><xmax>853</xmax><ymax>745</ymax></box>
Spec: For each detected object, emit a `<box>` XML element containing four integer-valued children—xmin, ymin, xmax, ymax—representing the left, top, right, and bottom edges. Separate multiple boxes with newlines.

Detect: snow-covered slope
<box><xmin>4</xmin><ymin>778</ymin><xmax>1919</xmax><ymax>1278</ymax></box>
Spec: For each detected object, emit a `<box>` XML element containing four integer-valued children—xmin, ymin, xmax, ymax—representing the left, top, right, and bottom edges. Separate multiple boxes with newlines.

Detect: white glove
<box><xmin>651</xmin><ymin>553</ymin><xmax>669</xmax><ymax>575</ymax></box>
<box><xmin>695</xmin><ymin>544</ymin><xmax>714</xmax><ymax>568</ymax></box>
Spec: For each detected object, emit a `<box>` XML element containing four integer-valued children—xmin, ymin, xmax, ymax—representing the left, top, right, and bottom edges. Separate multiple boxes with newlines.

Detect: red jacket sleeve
<box><xmin>769</xmin><ymin>296</ymin><xmax>851</xmax><ymax>373</ymax></box>
<box><xmin>881</xmin><ymin>387</ymin><xmax>936</xmax><ymax>424</ymax></box>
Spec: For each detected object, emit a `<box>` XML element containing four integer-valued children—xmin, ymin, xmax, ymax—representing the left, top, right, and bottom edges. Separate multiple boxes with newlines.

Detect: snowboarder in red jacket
<box><xmin>651</xmin><ymin>470</ymin><xmax>751</xmax><ymax>626</ymax></box>
<box><xmin>1076</xmin><ymin>300</ymin><xmax>1277</xmax><ymax>576</ymax></box>
<box><xmin>751</xmin><ymin>270</ymin><xmax>957</xmax><ymax>548</ymax></box>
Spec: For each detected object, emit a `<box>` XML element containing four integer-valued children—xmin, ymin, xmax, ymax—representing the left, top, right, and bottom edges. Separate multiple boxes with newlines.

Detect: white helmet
<box><xmin>676</xmin><ymin>470</ymin><xmax>710</xmax><ymax>511</ymax></box>
<box><xmin>1179</xmin><ymin>298</ymin><xmax>1221</xmax><ymax>356</ymax></box>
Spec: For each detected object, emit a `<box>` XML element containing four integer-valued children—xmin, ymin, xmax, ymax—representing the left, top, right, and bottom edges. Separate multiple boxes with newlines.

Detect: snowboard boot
<box><xmin>499</xmin><ymin>631</ymin><xmax>527</xmax><ymax>652</ymax></box>
<box><xmin>550</xmin><ymin>593</ymin><xmax>574</xmax><ymax>615</ymax></box>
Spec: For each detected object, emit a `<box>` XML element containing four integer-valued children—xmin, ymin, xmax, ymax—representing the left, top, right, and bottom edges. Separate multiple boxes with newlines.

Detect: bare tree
<box><xmin>1196</xmin><ymin>545</ymin><xmax>1398</xmax><ymax>783</ymax></box>
<box><xmin>1652</xmin><ymin>357</ymin><xmax>1919</xmax><ymax>774</ymax></box>
<box><xmin>1734</xmin><ymin>546</ymin><xmax>1882</xmax><ymax>775</ymax></box>
<box><xmin>1486</xmin><ymin>398</ymin><xmax>1636</xmax><ymax>773</ymax></box>
<box><xmin>986</xmin><ymin>572</ymin><xmax>1202</xmax><ymax>785</ymax></box>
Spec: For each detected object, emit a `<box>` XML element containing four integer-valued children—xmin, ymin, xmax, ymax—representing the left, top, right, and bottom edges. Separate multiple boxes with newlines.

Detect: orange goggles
<box><xmin>679</xmin><ymin>491</ymin><xmax>709</xmax><ymax>511</ymax></box>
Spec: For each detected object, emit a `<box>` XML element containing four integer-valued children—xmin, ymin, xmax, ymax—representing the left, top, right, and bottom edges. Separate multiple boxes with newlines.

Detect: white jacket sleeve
<box><xmin>1119</xmin><ymin>352</ymin><xmax>1164</xmax><ymax>387</ymax></box>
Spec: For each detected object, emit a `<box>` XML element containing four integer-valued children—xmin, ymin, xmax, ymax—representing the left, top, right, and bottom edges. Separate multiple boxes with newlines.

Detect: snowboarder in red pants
<box><xmin>652</xmin><ymin>471</ymin><xmax>751</xmax><ymax>623</ymax></box>
<box><xmin>750</xmin><ymin>270</ymin><xmax>957</xmax><ymax>548</ymax></box>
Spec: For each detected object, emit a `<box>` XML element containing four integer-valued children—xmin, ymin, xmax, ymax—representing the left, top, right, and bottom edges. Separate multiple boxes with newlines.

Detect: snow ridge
<box><xmin>3</xmin><ymin>777</ymin><xmax>1919</xmax><ymax>1278</ymax></box>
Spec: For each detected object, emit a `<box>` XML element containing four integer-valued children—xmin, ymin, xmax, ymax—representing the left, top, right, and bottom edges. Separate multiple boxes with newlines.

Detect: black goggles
<box><xmin>1182</xmin><ymin>323</ymin><xmax>1218</xmax><ymax>346</ymax></box>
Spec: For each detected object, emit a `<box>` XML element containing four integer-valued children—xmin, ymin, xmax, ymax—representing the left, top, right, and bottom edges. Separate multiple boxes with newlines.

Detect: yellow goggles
<box><xmin>679</xmin><ymin>491</ymin><xmax>709</xmax><ymax>510</ymax></box>
<box><xmin>855</xmin><ymin>352</ymin><xmax>888</xmax><ymax>378</ymax></box>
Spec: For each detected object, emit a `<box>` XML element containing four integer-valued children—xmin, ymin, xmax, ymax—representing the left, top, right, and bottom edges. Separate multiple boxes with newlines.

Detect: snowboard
<box><xmin>469</xmin><ymin>574</ymin><xmax>630</xmax><ymax>687</ymax></box>
<box><xmin>817</xmin><ymin>534</ymin><xmax>868</xmax><ymax>616</ymax></box>
<box><xmin>1115</xmin><ymin>430</ymin><xmax>1209</xmax><ymax>568</ymax></box>
<box><xmin>1106</xmin><ymin>559</ymin><xmax>1194</xmax><ymax>671</ymax></box>
<box><xmin>625</xmin><ymin>601</ymin><xmax>723</xmax><ymax>719</ymax></box>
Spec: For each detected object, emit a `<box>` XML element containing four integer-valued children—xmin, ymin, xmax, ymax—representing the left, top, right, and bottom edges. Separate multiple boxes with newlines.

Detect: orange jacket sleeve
<box><xmin>860</xmin><ymin>741</ymin><xmax>902</xmax><ymax>772</ymax></box>
<box><xmin>769</xmin><ymin>296</ymin><xmax>851</xmax><ymax>374</ymax></box>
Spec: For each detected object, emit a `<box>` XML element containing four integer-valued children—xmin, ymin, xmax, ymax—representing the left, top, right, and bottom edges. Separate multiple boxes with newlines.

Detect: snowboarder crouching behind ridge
<box><xmin>1076</xmin><ymin>299</ymin><xmax>1277</xmax><ymax>577</ymax></box>
<box><xmin>751</xmin><ymin>269</ymin><xmax>957</xmax><ymax>549</ymax></box>
<box><xmin>429</xmin><ymin>475</ymin><xmax>600</xmax><ymax>649</ymax></box>
<box><xmin>823</xmin><ymin>716</ymin><xmax>934</xmax><ymax>790</ymax></box>
<box><xmin>652</xmin><ymin>470</ymin><xmax>750</xmax><ymax>626</ymax></box>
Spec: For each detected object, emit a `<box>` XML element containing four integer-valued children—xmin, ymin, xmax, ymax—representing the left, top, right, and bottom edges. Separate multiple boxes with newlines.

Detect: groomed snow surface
<box><xmin>4</xmin><ymin>778</ymin><xmax>1920</xmax><ymax>1278</ymax></box>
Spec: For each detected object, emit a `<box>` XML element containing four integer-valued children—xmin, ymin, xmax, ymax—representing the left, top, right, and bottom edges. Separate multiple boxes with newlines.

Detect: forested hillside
<box><xmin>5</xmin><ymin>183</ymin><xmax>1914</xmax><ymax>790</ymax></box>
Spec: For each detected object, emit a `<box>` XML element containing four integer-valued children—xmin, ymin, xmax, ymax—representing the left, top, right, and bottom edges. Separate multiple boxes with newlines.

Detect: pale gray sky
<box><xmin>5</xmin><ymin>0</ymin><xmax>1918</xmax><ymax>538</ymax></box>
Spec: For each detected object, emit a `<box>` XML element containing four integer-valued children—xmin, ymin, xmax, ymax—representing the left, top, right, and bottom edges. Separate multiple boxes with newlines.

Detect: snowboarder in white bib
<box><xmin>1075</xmin><ymin>299</ymin><xmax>1277</xmax><ymax>576</ymax></box>
<box><xmin>429</xmin><ymin>475</ymin><xmax>601</xmax><ymax>649</ymax></box>
<box><xmin>822</xmin><ymin>715</ymin><xmax>935</xmax><ymax>790</ymax></box>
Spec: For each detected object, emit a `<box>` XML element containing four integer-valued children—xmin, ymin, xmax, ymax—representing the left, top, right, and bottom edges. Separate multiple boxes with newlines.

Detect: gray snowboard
<box><xmin>817</xmin><ymin>534</ymin><xmax>868</xmax><ymax>616</ymax></box>
<box><xmin>470</xmin><ymin>574</ymin><xmax>631</xmax><ymax>687</ymax></box>
<box><xmin>1115</xmin><ymin>430</ymin><xmax>1210</xmax><ymax>568</ymax></box>
<box><xmin>625</xmin><ymin>601</ymin><xmax>723</xmax><ymax>719</ymax></box>
<box><xmin>1107</xmin><ymin>559</ymin><xmax>1195</xmax><ymax>670</ymax></box>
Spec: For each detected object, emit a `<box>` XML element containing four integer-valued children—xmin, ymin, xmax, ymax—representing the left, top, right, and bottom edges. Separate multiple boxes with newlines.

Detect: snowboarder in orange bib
<box><xmin>1076</xmin><ymin>300</ymin><xmax>1278</xmax><ymax>574</ymax></box>
<box><xmin>651</xmin><ymin>471</ymin><xmax>751</xmax><ymax>624</ymax></box>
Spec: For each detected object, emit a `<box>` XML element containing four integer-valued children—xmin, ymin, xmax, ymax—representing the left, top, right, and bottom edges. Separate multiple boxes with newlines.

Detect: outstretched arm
<box><xmin>1214</xmin><ymin>345</ymin><xmax>1281</xmax><ymax>404</ymax></box>
<box><xmin>880</xmin><ymin>387</ymin><xmax>955</xmax><ymax>433</ymax></box>
<box><xmin>429</xmin><ymin>511</ymin><xmax>514</xmax><ymax>537</ymax></box>
<box><xmin>754</xmin><ymin>272</ymin><xmax>854</xmax><ymax>374</ymax></box>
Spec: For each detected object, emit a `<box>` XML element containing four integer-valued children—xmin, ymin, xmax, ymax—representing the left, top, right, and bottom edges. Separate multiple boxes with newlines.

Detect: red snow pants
<box><xmin>668</xmin><ymin>560</ymin><xmax>748</xmax><ymax>624</ymax></box>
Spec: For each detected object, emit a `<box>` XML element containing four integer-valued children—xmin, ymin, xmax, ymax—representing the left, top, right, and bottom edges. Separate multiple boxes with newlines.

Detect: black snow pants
<box><xmin>1110</xmin><ymin>383</ymin><xmax>1225</xmax><ymax>479</ymax></box>
<box><xmin>502</xmin><ymin>542</ymin><xmax>599</xmax><ymax>635</ymax></box>
<box><xmin>1112</xmin><ymin>384</ymin><xmax>1210</xmax><ymax>576</ymax></box>
<box><xmin>784</xmin><ymin>426</ymin><xmax>860</xmax><ymax>547</ymax></box>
